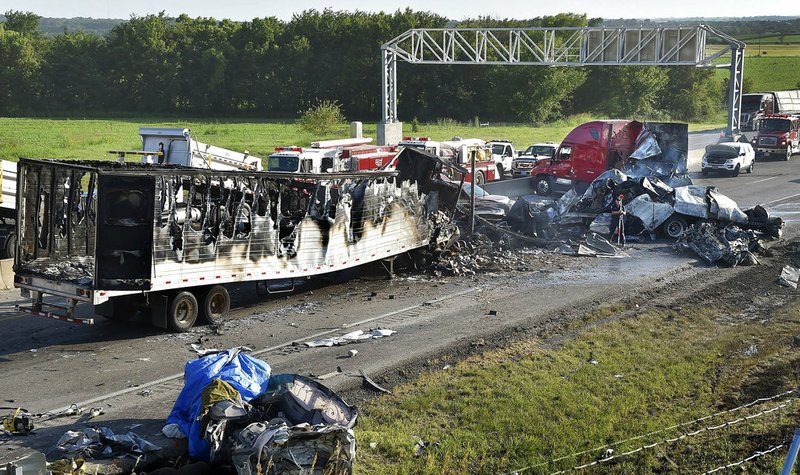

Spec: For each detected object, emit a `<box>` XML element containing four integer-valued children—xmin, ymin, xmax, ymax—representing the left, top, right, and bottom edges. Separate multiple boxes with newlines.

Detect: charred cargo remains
<box><xmin>14</xmin><ymin>150</ymin><xmax>457</xmax><ymax>331</ymax></box>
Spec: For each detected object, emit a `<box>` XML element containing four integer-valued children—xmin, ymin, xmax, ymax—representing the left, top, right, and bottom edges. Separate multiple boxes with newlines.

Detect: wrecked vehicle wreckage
<box><xmin>13</xmin><ymin>148</ymin><xmax>462</xmax><ymax>331</ymax></box>
<box><xmin>436</xmin><ymin>125</ymin><xmax>784</xmax><ymax>271</ymax></box>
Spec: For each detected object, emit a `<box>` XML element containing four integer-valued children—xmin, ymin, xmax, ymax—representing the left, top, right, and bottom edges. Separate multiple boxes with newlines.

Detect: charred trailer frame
<box><xmin>13</xmin><ymin>150</ymin><xmax>458</xmax><ymax>331</ymax></box>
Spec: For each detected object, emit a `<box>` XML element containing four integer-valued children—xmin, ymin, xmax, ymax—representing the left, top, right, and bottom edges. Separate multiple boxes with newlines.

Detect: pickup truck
<box><xmin>511</xmin><ymin>143</ymin><xmax>557</xmax><ymax>178</ymax></box>
<box><xmin>485</xmin><ymin>140</ymin><xmax>516</xmax><ymax>179</ymax></box>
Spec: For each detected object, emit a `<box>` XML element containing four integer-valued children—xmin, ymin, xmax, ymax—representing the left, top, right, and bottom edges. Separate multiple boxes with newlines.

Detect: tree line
<box><xmin>0</xmin><ymin>9</ymin><xmax>724</xmax><ymax>123</ymax></box>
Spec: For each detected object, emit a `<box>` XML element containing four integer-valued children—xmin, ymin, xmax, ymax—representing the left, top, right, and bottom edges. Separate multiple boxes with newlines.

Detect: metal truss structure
<box><xmin>381</xmin><ymin>25</ymin><xmax>745</xmax><ymax>133</ymax></box>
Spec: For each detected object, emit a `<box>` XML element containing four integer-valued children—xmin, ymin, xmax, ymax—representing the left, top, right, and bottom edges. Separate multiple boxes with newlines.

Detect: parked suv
<box><xmin>511</xmin><ymin>143</ymin><xmax>557</xmax><ymax>178</ymax></box>
<box><xmin>701</xmin><ymin>142</ymin><xmax>755</xmax><ymax>177</ymax></box>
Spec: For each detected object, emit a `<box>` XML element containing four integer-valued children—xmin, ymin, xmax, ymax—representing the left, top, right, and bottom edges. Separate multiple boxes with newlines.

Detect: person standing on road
<box><xmin>609</xmin><ymin>193</ymin><xmax>626</xmax><ymax>241</ymax></box>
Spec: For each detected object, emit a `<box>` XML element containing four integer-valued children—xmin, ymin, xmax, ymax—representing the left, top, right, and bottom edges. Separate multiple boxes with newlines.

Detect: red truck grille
<box><xmin>759</xmin><ymin>136</ymin><xmax>778</xmax><ymax>146</ymax></box>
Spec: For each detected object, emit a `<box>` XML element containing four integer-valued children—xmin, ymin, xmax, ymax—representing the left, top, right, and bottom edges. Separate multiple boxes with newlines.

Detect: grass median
<box><xmin>355</xmin><ymin>276</ymin><xmax>800</xmax><ymax>474</ymax></box>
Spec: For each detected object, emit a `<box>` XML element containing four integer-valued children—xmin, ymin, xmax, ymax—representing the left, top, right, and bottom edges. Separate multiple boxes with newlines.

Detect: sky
<box><xmin>2</xmin><ymin>0</ymin><xmax>797</xmax><ymax>22</ymax></box>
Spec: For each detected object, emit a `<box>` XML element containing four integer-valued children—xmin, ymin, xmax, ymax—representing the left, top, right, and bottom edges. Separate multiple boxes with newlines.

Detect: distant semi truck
<box><xmin>740</xmin><ymin>90</ymin><xmax>800</xmax><ymax>131</ymax></box>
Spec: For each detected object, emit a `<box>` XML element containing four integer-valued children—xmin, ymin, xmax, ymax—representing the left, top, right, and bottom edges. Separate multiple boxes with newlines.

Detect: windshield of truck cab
<box><xmin>760</xmin><ymin>119</ymin><xmax>790</xmax><ymax>133</ymax></box>
<box><xmin>525</xmin><ymin>145</ymin><xmax>555</xmax><ymax>157</ymax></box>
<box><xmin>491</xmin><ymin>144</ymin><xmax>508</xmax><ymax>155</ymax></box>
<box><xmin>268</xmin><ymin>155</ymin><xmax>299</xmax><ymax>172</ymax></box>
<box><xmin>741</xmin><ymin>96</ymin><xmax>763</xmax><ymax>113</ymax></box>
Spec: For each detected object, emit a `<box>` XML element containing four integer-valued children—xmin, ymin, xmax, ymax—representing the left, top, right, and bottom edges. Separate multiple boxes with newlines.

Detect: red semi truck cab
<box><xmin>529</xmin><ymin>120</ymin><xmax>643</xmax><ymax>196</ymax></box>
<box><xmin>752</xmin><ymin>115</ymin><xmax>800</xmax><ymax>161</ymax></box>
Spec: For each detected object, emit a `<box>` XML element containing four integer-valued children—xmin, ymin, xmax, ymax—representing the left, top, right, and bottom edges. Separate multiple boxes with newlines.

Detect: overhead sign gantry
<box><xmin>378</xmin><ymin>25</ymin><xmax>745</xmax><ymax>145</ymax></box>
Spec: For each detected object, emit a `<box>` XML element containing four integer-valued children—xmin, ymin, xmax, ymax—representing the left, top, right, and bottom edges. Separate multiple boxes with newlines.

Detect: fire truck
<box><xmin>399</xmin><ymin>137</ymin><xmax>498</xmax><ymax>184</ymax></box>
<box><xmin>338</xmin><ymin>144</ymin><xmax>396</xmax><ymax>171</ymax></box>
<box><xmin>751</xmin><ymin>114</ymin><xmax>800</xmax><ymax>161</ymax></box>
<box><xmin>268</xmin><ymin>138</ymin><xmax>393</xmax><ymax>173</ymax></box>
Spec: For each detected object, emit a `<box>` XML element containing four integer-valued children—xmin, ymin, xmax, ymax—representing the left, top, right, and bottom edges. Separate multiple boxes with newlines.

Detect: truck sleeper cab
<box><xmin>14</xmin><ymin>151</ymin><xmax>457</xmax><ymax>332</ymax></box>
<box><xmin>530</xmin><ymin>120</ymin><xmax>688</xmax><ymax>196</ymax></box>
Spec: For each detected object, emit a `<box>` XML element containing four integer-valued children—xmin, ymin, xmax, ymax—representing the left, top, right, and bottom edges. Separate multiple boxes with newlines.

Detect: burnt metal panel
<box><xmin>95</xmin><ymin>174</ymin><xmax>155</xmax><ymax>290</ymax></box>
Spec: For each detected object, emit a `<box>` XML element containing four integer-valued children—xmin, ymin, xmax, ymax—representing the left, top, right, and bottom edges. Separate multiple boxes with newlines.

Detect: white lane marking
<box><xmin>45</xmin><ymin>286</ymin><xmax>479</xmax><ymax>414</ymax></box>
<box><xmin>749</xmin><ymin>176</ymin><xmax>778</xmax><ymax>185</ymax></box>
<box><xmin>766</xmin><ymin>192</ymin><xmax>800</xmax><ymax>206</ymax></box>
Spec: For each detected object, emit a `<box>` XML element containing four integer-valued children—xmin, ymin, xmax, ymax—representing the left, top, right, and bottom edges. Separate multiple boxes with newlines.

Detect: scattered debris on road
<box><xmin>778</xmin><ymin>265</ymin><xmax>800</xmax><ymax>289</ymax></box>
<box><xmin>304</xmin><ymin>329</ymin><xmax>397</xmax><ymax>347</ymax></box>
<box><xmin>360</xmin><ymin>369</ymin><xmax>392</xmax><ymax>394</ymax></box>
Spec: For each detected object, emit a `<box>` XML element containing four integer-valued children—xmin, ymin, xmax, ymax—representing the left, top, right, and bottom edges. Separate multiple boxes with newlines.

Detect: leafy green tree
<box><xmin>0</xmin><ymin>23</ymin><xmax>40</xmax><ymax>114</ymax></box>
<box><xmin>39</xmin><ymin>31</ymin><xmax>107</xmax><ymax>112</ymax></box>
<box><xmin>298</xmin><ymin>99</ymin><xmax>346</xmax><ymax>135</ymax></box>
<box><xmin>104</xmin><ymin>13</ymin><xmax>176</xmax><ymax>112</ymax></box>
<box><xmin>577</xmin><ymin>66</ymin><xmax>669</xmax><ymax>118</ymax></box>
<box><xmin>661</xmin><ymin>67</ymin><xmax>722</xmax><ymax>120</ymax></box>
<box><xmin>3</xmin><ymin>10</ymin><xmax>41</xmax><ymax>37</ymax></box>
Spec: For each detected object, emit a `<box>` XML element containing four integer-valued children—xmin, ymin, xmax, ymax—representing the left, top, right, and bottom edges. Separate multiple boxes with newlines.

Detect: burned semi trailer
<box><xmin>13</xmin><ymin>149</ymin><xmax>458</xmax><ymax>331</ymax></box>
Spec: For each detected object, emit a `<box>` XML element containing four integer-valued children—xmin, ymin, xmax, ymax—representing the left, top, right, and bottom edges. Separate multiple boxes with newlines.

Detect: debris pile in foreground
<box><xmin>160</xmin><ymin>348</ymin><xmax>357</xmax><ymax>474</ymax></box>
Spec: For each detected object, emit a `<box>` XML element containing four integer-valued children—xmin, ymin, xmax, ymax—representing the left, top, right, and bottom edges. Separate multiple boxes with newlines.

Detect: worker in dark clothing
<box><xmin>609</xmin><ymin>193</ymin><xmax>626</xmax><ymax>242</ymax></box>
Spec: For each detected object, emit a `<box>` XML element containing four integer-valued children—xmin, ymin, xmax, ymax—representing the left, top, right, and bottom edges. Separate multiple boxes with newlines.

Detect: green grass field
<box><xmin>714</xmin><ymin>56</ymin><xmax>800</xmax><ymax>92</ymax></box>
<box><xmin>355</xmin><ymin>297</ymin><xmax>800</xmax><ymax>474</ymax></box>
<box><xmin>0</xmin><ymin>115</ymin><xmax>725</xmax><ymax>163</ymax></box>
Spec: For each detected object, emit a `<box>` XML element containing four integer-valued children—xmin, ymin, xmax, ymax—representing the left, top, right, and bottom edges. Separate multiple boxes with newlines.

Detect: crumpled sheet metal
<box><xmin>708</xmin><ymin>189</ymin><xmax>748</xmax><ymax>224</ymax></box>
<box><xmin>231</xmin><ymin>422</ymin><xmax>356</xmax><ymax>475</ymax></box>
<box><xmin>675</xmin><ymin>222</ymin><xmax>760</xmax><ymax>267</ymax></box>
<box><xmin>673</xmin><ymin>185</ymin><xmax>709</xmax><ymax>219</ymax></box>
<box><xmin>56</xmin><ymin>427</ymin><xmax>160</xmax><ymax>458</ymax></box>
<box><xmin>305</xmin><ymin>329</ymin><xmax>396</xmax><ymax>347</ymax></box>
<box><xmin>625</xmin><ymin>194</ymin><xmax>675</xmax><ymax>231</ymax></box>
<box><xmin>629</xmin><ymin>129</ymin><xmax>662</xmax><ymax>160</ymax></box>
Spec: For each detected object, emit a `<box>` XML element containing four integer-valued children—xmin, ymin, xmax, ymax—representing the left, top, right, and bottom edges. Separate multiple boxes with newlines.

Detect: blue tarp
<box><xmin>165</xmin><ymin>348</ymin><xmax>271</xmax><ymax>460</ymax></box>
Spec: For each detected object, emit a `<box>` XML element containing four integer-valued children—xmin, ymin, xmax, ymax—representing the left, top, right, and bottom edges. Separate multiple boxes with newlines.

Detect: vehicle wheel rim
<box><xmin>538</xmin><ymin>180</ymin><xmax>549</xmax><ymax>194</ymax></box>
<box><xmin>209</xmin><ymin>294</ymin><xmax>226</xmax><ymax>317</ymax></box>
<box><xmin>176</xmin><ymin>300</ymin><xmax>194</xmax><ymax>324</ymax></box>
<box><xmin>667</xmin><ymin>222</ymin><xmax>683</xmax><ymax>237</ymax></box>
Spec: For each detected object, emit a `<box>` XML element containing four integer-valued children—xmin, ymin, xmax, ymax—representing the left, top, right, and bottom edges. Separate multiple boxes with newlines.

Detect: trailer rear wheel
<box><xmin>3</xmin><ymin>232</ymin><xmax>15</xmax><ymax>260</ymax></box>
<box><xmin>168</xmin><ymin>291</ymin><xmax>198</xmax><ymax>332</ymax></box>
<box><xmin>201</xmin><ymin>285</ymin><xmax>230</xmax><ymax>325</ymax></box>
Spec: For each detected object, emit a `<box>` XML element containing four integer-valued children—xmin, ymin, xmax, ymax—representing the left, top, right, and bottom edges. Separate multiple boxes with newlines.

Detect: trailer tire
<box><xmin>475</xmin><ymin>171</ymin><xmax>485</xmax><ymax>185</ymax></box>
<box><xmin>661</xmin><ymin>215</ymin><xmax>688</xmax><ymax>239</ymax></box>
<box><xmin>534</xmin><ymin>176</ymin><xmax>551</xmax><ymax>196</ymax></box>
<box><xmin>168</xmin><ymin>291</ymin><xmax>198</xmax><ymax>332</ymax></box>
<box><xmin>3</xmin><ymin>232</ymin><xmax>15</xmax><ymax>260</ymax></box>
<box><xmin>201</xmin><ymin>285</ymin><xmax>230</xmax><ymax>325</ymax></box>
